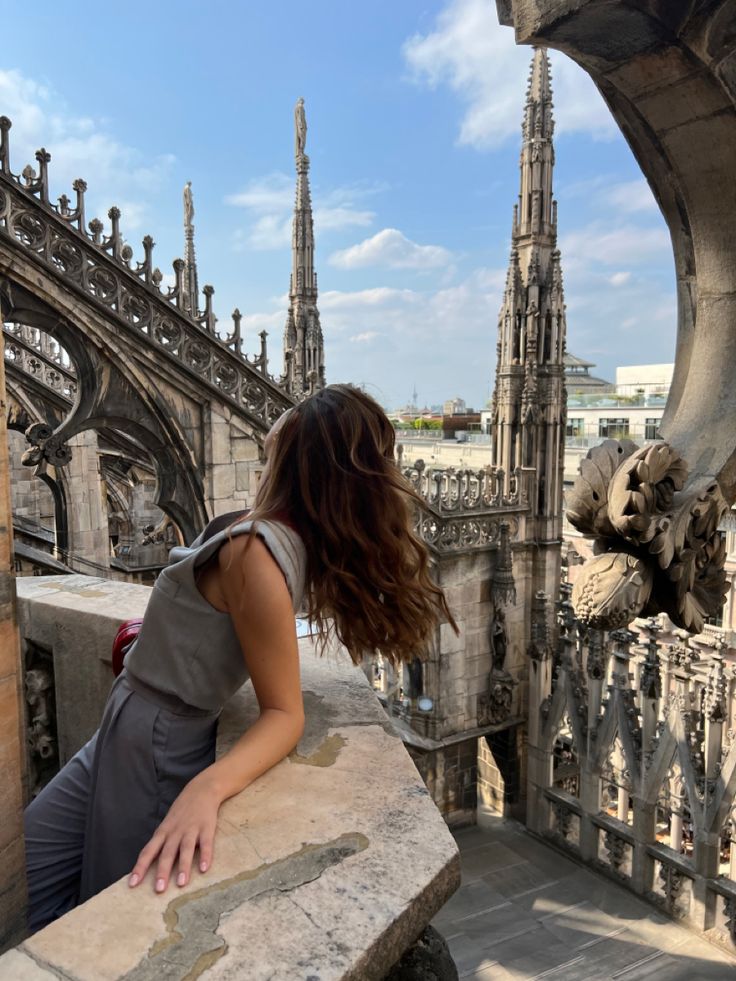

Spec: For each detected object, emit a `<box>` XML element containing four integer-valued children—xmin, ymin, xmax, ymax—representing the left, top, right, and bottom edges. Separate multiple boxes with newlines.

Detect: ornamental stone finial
<box><xmin>295</xmin><ymin>97</ymin><xmax>307</xmax><ymax>158</ymax></box>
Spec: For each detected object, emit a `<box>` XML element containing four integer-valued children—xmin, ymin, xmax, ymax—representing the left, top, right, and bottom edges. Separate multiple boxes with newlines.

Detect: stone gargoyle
<box><xmin>567</xmin><ymin>439</ymin><xmax>728</xmax><ymax>633</ymax></box>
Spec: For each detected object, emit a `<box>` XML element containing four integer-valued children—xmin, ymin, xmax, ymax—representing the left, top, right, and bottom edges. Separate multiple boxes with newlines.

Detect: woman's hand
<box><xmin>128</xmin><ymin>769</ymin><xmax>221</xmax><ymax>893</ymax></box>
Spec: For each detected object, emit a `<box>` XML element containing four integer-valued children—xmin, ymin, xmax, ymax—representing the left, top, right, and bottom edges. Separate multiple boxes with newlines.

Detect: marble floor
<box><xmin>432</xmin><ymin>817</ymin><xmax>736</xmax><ymax>980</ymax></box>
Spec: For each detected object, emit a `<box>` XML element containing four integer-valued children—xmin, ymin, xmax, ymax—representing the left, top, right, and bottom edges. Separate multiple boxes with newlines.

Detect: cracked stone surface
<box><xmin>0</xmin><ymin>587</ymin><xmax>460</xmax><ymax>981</ymax></box>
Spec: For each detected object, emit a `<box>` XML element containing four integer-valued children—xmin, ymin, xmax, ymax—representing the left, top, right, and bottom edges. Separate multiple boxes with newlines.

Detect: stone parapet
<box><xmin>3</xmin><ymin>575</ymin><xmax>460</xmax><ymax>979</ymax></box>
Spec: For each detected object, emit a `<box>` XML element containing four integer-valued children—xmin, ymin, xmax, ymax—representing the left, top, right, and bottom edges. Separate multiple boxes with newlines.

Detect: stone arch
<box><xmin>1</xmin><ymin>274</ymin><xmax>207</xmax><ymax>542</ymax></box>
<box><xmin>5</xmin><ymin>379</ymin><xmax>70</xmax><ymax>553</ymax></box>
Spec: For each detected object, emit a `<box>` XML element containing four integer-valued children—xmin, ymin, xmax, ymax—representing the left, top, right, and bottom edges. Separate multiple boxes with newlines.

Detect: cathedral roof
<box><xmin>564</xmin><ymin>352</ymin><xmax>595</xmax><ymax>370</ymax></box>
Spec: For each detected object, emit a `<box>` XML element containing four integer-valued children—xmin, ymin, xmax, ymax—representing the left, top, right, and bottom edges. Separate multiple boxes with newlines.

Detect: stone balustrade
<box><xmin>1</xmin><ymin>576</ymin><xmax>459</xmax><ymax>980</ymax></box>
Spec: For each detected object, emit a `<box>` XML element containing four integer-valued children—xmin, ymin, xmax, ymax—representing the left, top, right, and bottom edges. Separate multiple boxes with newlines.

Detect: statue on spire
<box><xmin>183</xmin><ymin>181</ymin><xmax>194</xmax><ymax>227</ymax></box>
<box><xmin>295</xmin><ymin>98</ymin><xmax>307</xmax><ymax>158</ymax></box>
<box><xmin>182</xmin><ymin>181</ymin><xmax>199</xmax><ymax>317</ymax></box>
<box><xmin>283</xmin><ymin>97</ymin><xmax>324</xmax><ymax>395</ymax></box>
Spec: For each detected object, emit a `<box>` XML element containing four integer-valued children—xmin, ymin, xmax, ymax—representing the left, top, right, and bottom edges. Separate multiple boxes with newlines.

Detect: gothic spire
<box><xmin>282</xmin><ymin>98</ymin><xmax>325</xmax><ymax>396</ymax></box>
<box><xmin>490</xmin><ymin>47</ymin><xmax>567</xmax><ymax>528</ymax></box>
<box><xmin>182</xmin><ymin>181</ymin><xmax>199</xmax><ymax>317</ymax></box>
<box><xmin>516</xmin><ymin>46</ymin><xmax>556</xmax><ymax>248</ymax></box>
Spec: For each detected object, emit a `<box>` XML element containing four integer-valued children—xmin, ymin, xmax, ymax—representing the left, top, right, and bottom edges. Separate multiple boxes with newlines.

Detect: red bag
<box><xmin>111</xmin><ymin>618</ymin><xmax>143</xmax><ymax>677</ymax></box>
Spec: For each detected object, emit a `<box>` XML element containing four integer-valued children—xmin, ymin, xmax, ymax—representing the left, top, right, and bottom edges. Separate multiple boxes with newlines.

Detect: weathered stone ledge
<box><xmin>1</xmin><ymin>576</ymin><xmax>460</xmax><ymax>980</ymax></box>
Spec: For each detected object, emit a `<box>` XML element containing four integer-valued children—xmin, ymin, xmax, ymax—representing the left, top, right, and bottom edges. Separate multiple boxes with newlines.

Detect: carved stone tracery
<box><xmin>0</xmin><ymin>117</ymin><xmax>294</xmax><ymax>432</ymax></box>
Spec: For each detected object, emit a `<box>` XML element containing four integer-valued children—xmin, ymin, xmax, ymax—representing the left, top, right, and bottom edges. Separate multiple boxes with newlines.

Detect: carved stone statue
<box><xmin>25</xmin><ymin>665</ymin><xmax>57</xmax><ymax>796</ymax></box>
<box><xmin>406</xmin><ymin>657</ymin><xmax>423</xmax><ymax>700</ymax></box>
<box><xmin>295</xmin><ymin>98</ymin><xmax>307</xmax><ymax>157</ymax></box>
<box><xmin>183</xmin><ymin>182</ymin><xmax>194</xmax><ymax>226</ymax></box>
<box><xmin>490</xmin><ymin>607</ymin><xmax>508</xmax><ymax>672</ymax></box>
<box><xmin>478</xmin><ymin>677</ymin><xmax>515</xmax><ymax>727</ymax></box>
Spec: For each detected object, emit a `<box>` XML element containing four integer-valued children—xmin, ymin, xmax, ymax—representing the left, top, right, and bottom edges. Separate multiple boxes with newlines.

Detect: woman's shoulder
<box><xmin>223</xmin><ymin>515</ymin><xmax>307</xmax><ymax>609</ymax></box>
<box><xmin>199</xmin><ymin>509</ymin><xmax>251</xmax><ymax>544</ymax></box>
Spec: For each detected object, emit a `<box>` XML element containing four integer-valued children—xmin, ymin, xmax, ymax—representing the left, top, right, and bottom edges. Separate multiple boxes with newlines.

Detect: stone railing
<box><xmin>4</xmin><ymin>323</ymin><xmax>77</xmax><ymax>402</ymax></box>
<box><xmin>402</xmin><ymin>459</ymin><xmax>531</xmax><ymax>554</ymax></box>
<box><xmin>1</xmin><ymin>576</ymin><xmax>459</xmax><ymax>979</ymax></box>
<box><xmin>528</xmin><ymin>590</ymin><xmax>736</xmax><ymax>955</ymax></box>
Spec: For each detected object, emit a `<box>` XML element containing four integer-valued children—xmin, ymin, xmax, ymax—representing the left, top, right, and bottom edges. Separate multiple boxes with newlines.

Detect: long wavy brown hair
<box><xmin>248</xmin><ymin>383</ymin><xmax>457</xmax><ymax>665</ymax></box>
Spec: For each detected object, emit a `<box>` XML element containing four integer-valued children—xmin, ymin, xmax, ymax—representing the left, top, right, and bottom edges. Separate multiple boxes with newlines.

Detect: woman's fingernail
<box><xmin>128</xmin><ymin>873</ymin><xmax>139</xmax><ymax>888</ymax></box>
<box><xmin>155</xmin><ymin>878</ymin><xmax>166</xmax><ymax>893</ymax></box>
<box><xmin>200</xmin><ymin>861</ymin><xmax>208</xmax><ymax>873</ymax></box>
<box><xmin>177</xmin><ymin>872</ymin><xmax>186</xmax><ymax>886</ymax></box>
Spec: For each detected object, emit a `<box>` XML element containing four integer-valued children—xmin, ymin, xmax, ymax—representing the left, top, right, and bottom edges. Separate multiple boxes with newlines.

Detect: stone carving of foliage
<box><xmin>551</xmin><ymin>801</ymin><xmax>573</xmax><ymax>839</ymax></box>
<box><xmin>573</xmin><ymin>552</ymin><xmax>653</xmax><ymax>630</ymax></box>
<box><xmin>603</xmin><ymin>831</ymin><xmax>628</xmax><ymax>875</ymax></box>
<box><xmin>657</xmin><ymin>862</ymin><xmax>686</xmax><ymax>916</ymax></box>
<box><xmin>566</xmin><ymin>438</ymin><xmax>638</xmax><ymax>538</ymax></box>
<box><xmin>567</xmin><ymin>440</ymin><xmax>728</xmax><ymax>632</ymax></box>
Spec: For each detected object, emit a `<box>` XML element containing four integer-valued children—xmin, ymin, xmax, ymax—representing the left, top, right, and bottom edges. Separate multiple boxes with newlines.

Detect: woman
<box><xmin>24</xmin><ymin>384</ymin><xmax>456</xmax><ymax>930</ymax></box>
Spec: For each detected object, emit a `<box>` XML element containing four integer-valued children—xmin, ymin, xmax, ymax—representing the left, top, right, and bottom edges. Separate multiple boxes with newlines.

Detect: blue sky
<box><xmin>0</xmin><ymin>0</ymin><xmax>675</xmax><ymax>410</ymax></box>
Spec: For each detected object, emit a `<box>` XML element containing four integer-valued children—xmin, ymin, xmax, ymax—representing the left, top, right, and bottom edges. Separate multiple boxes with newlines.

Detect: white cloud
<box><xmin>609</xmin><ymin>271</ymin><xmax>631</xmax><ymax>287</ymax></box>
<box><xmin>226</xmin><ymin>172</ymin><xmax>377</xmax><ymax>249</ymax></box>
<box><xmin>329</xmin><ymin>228</ymin><xmax>453</xmax><ymax>270</ymax></box>
<box><xmin>0</xmin><ymin>69</ymin><xmax>175</xmax><ymax>234</ymax></box>
<box><xmin>241</xmin><ymin>267</ymin><xmax>504</xmax><ymax>406</ymax></box>
<box><xmin>226</xmin><ymin>173</ymin><xmax>292</xmax><ymax>213</ymax></box>
<box><xmin>402</xmin><ymin>0</ymin><xmax>617</xmax><ymax>150</ymax></box>
<box><xmin>561</xmin><ymin>223</ymin><xmax>671</xmax><ymax>270</ymax></box>
<box><xmin>320</xmin><ymin>286</ymin><xmax>419</xmax><ymax>314</ymax></box>
<box><xmin>606</xmin><ymin>178</ymin><xmax>658</xmax><ymax>214</ymax></box>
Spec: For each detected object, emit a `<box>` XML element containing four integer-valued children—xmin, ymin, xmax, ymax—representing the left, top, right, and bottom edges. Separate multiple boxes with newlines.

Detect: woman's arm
<box><xmin>128</xmin><ymin>533</ymin><xmax>304</xmax><ymax>893</ymax></box>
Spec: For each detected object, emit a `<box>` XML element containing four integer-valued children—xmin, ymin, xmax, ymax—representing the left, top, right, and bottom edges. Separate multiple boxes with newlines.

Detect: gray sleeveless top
<box><xmin>124</xmin><ymin>518</ymin><xmax>307</xmax><ymax>711</ymax></box>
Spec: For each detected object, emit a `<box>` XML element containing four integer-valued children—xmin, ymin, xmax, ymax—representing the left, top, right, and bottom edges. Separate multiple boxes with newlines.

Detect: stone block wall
<box><xmin>15</xmin><ymin>576</ymin><xmax>153</xmax><ymax>767</ymax></box>
<box><xmin>433</xmin><ymin>551</ymin><xmax>496</xmax><ymax>740</ymax></box>
<box><xmin>8</xmin><ymin>428</ymin><xmax>55</xmax><ymax>527</ymax></box>
<box><xmin>129</xmin><ymin>475</ymin><xmax>164</xmax><ymax>535</ymax></box>
<box><xmin>0</xmin><ymin>360</ymin><xmax>28</xmax><ymax>952</ymax></box>
<box><xmin>478</xmin><ymin>727</ymin><xmax>525</xmax><ymax>823</ymax></box>
<box><xmin>203</xmin><ymin>404</ymin><xmax>263</xmax><ymax>519</ymax></box>
<box><xmin>403</xmin><ymin>531</ymin><xmax>560</xmax><ymax>828</ymax></box>
<box><xmin>410</xmin><ymin>739</ymin><xmax>479</xmax><ymax>828</ymax></box>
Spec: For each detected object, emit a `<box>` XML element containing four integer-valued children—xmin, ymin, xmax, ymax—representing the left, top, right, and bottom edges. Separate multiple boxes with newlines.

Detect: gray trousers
<box><xmin>24</xmin><ymin>671</ymin><xmax>218</xmax><ymax>933</ymax></box>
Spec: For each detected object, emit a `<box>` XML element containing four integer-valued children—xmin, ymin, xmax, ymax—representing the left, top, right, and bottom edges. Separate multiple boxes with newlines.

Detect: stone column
<box><xmin>670</xmin><ymin>798</ymin><xmax>684</xmax><ymax>853</ymax></box>
<box><xmin>524</xmin><ymin>594</ymin><xmax>554</xmax><ymax>836</ymax></box>
<box><xmin>0</xmin><ymin>352</ymin><xmax>28</xmax><ymax>949</ymax></box>
<box><xmin>728</xmin><ymin>811</ymin><xmax>736</xmax><ymax>881</ymax></box>
<box><xmin>66</xmin><ymin>429</ymin><xmax>109</xmax><ymax>568</ymax></box>
<box><xmin>630</xmin><ymin>794</ymin><xmax>657</xmax><ymax>894</ymax></box>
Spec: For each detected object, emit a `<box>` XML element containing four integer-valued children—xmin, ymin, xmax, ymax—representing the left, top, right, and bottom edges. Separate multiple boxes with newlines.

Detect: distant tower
<box><xmin>283</xmin><ymin>98</ymin><xmax>325</xmax><ymax>396</ymax></box>
<box><xmin>182</xmin><ymin>181</ymin><xmax>199</xmax><ymax>317</ymax></box>
<box><xmin>491</xmin><ymin>47</ymin><xmax>567</xmax><ymax>539</ymax></box>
